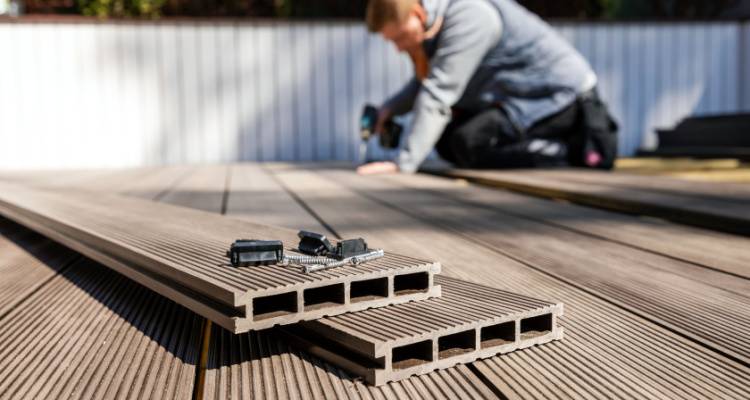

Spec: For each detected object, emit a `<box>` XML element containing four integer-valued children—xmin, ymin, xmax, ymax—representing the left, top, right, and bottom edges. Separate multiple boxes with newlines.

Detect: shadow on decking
<box><xmin>0</xmin><ymin>217</ymin><xmax>203</xmax><ymax>366</ymax></box>
<box><xmin>206</xmin><ymin>323</ymin><xmax>365</xmax><ymax>385</ymax></box>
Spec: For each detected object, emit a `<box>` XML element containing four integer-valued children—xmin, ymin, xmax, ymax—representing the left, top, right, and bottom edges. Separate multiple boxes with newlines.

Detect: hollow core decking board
<box><xmin>203</xmin><ymin>327</ymin><xmax>500</xmax><ymax>400</ymax></box>
<box><xmin>429</xmin><ymin>168</ymin><xmax>750</xmax><ymax>236</ymax></box>
<box><xmin>145</xmin><ymin>165</ymin><xmax>500</xmax><ymax>399</ymax></box>
<box><xmin>176</xmin><ymin>164</ymin><xmax>504</xmax><ymax>399</ymax></box>
<box><xmin>270</xmin><ymin>166</ymin><xmax>750</xmax><ymax>399</ymax></box>
<box><xmin>303</xmin><ymin>167</ymin><xmax>750</xmax><ymax>365</ymax></box>
<box><xmin>0</xmin><ymin>257</ymin><xmax>202</xmax><ymax>400</ymax></box>
<box><xmin>0</xmin><ymin>182</ymin><xmax>441</xmax><ymax>333</ymax></box>
<box><xmin>284</xmin><ymin>276</ymin><xmax>563</xmax><ymax>386</ymax></box>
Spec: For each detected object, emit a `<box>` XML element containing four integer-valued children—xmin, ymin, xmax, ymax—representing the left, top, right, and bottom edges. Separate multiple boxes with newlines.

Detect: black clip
<box><xmin>297</xmin><ymin>230</ymin><xmax>369</xmax><ymax>260</ymax></box>
<box><xmin>226</xmin><ymin>239</ymin><xmax>284</xmax><ymax>267</ymax></box>
<box><xmin>297</xmin><ymin>230</ymin><xmax>335</xmax><ymax>256</ymax></box>
<box><xmin>334</xmin><ymin>238</ymin><xmax>369</xmax><ymax>260</ymax></box>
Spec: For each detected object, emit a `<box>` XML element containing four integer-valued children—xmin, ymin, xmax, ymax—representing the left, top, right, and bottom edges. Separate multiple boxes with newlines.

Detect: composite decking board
<box><xmin>0</xmin><ymin>180</ymin><xmax>440</xmax><ymax>333</ymax></box>
<box><xmin>270</xmin><ymin>166</ymin><xmax>750</xmax><ymax>399</ymax></box>
<box><xmin>0</xmin><ymin>218</ymin><xmax>79</xmax><ymax>317</ymax></box>
<box><xmin>0</xmin><ymin>257</ymin><xmax>202</xmax><ymax>400</ymax></box>
<box><xmin>308</xmin><ymin>167</ymin><xmax>750</xmax><ymax>364</ymax></box>
<box><xmin>203</xmin><ymin>326</ymin><xmax>500</xmax><ymax>400</ymax></box>
<box><xmin>431</xmin><ymin>168</ymin><xmax>750</xmax><ymax>236</ymax></box>
<box><xmin>163</xmin><ymin>165</ymin><xmax>504</xmax><ymax>399</ymax></box>
<box><xmin>285</xmin><ymin>276</ymin><xmax>563</xmax><ymax>385</ymax></box>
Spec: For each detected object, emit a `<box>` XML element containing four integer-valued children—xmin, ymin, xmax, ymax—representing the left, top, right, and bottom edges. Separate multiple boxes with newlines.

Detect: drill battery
<box><xmin>360</xmin><ymin>104</ymin><xmax>403</xmax><ymax>150</ymax></box>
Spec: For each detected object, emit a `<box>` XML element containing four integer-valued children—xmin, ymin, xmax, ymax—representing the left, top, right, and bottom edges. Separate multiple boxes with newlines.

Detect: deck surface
<box><xmin>1</xmin><ymin>164</ymin><xmax>749</xmax><ymax>399</ymax></box>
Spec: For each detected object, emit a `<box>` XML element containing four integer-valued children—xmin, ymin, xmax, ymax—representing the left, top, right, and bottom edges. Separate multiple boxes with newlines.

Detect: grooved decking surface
<box><xmin>285</xmin><ymin>276</ymin><xmax>563</xmax><ymax>385</ymax></box>
<box><xmin>0</xmin><ymin>182</ymin><xmax>440</xmax><ymax>333</ymax></box>
<box><xmin>0</xmin><ymin>256</ymin><xmax>202</xmax><ymax>400</ymax></box>
<box><xmin>203</xmin><ymin>327</ymin><xmax>499</xmax><ymax>400</ymax></box>
<box><xmin>0</xmin><ymin>220</ymin><xmax>78</xmax><ymax>318</ymax></box>
<box><xmin>1</xmin><ymin>164</ymin><xmax>750</xmax><ymax>399</ymax></box>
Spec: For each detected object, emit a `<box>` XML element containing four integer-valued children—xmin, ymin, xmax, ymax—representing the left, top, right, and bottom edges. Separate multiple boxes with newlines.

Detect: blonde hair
<box><xmin>366</xmin><ymin>0</ymin><xmax>418</xmax><ymax>33</ymax></box>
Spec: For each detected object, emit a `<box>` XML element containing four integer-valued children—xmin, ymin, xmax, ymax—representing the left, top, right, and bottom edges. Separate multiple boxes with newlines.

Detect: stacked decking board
<box><xmin>281</xmin><ymin>276</ymin><xmax>563</xmax><ymax>386</ymax></box>
<box><xmin>203</xmin><ymin>327</ymin><xmax>500</xmax><ymax>399</ymax></box>
<box><xmin>0</xmin><ymin>182</ymin><xmax>441</xmax><ymax>333</ymax></box>
<box><xmin>0</xmin><ymin>171</ymin><xmax>568</xmax><ymax>388</ymax></box>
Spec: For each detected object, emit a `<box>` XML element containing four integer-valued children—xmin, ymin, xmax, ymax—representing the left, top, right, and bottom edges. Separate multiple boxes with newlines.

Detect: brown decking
<box><xmin>0</xmin><ymin>181</ymin><xmax>441</xmax><ymax>333</ymax></box>
<box><xmin>284</xmin><ymin>276</ymin><xmax>563</xmax><ymax>386</ymax></box>
<box><xmin>430</xmin><ymin>167</ymin><xmax>750</xmax><ymax>235</ymax></box>
<box><xmin>1</xmin><ymin>164</ymin><xmax>749</xmax><ymax>399</ymax></box>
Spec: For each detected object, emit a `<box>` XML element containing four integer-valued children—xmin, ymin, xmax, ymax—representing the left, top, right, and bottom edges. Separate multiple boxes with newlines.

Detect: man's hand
<box><xmin>357</xmin><ymin>161</ymin><xmax>400</xmax><ymax>175</ymax></box>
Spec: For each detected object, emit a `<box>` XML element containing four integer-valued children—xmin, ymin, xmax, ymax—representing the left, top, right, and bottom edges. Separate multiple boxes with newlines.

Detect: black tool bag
<box><xmin>567</xmin><ymin>90</ymin><xmax>619</xmax><ymax>170</ymax></box>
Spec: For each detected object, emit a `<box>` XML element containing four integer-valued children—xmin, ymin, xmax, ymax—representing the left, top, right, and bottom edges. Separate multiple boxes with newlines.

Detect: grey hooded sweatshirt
<box><xmin>387</xmin><ymin>0</ymin><xmax>597</xmax><ymax>173</ymax></box>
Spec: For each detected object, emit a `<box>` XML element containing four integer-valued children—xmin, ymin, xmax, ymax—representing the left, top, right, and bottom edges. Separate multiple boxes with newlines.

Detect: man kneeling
<box><xmin>358</xmin><ymin>0</ymin><xmax>618</xmax><ymax>175</ymax></box>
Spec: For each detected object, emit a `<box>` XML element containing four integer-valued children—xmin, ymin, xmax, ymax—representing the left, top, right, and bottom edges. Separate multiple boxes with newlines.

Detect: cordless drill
<box><xmin>359</xmin><ymin>104</ymin><xmax>403</xmax><ymax>163</ymax></box>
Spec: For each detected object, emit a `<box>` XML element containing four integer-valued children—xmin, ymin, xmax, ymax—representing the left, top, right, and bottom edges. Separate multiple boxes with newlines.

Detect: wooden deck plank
<box><xmin>268</xmin><ymin>165</ymin><xmax>750</xmax><ymax>400</ymax></box>
<box><xmin>432</xmin><ymin>168</ymin><xmax>750</xmax><ymax>236</ymax></box>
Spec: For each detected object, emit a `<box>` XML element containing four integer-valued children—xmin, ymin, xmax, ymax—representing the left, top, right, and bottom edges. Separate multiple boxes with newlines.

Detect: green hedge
<box><xmin>26</xmin><ymin>0</ymin><xmax>745</xmax><ymax>19</ymax></box>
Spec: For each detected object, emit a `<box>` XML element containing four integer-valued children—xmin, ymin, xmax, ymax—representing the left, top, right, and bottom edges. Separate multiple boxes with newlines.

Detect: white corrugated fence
<box><xmin>0</xmin><ymin>19</ymin><xmax>747</xmax><ymax>169</ymax></box>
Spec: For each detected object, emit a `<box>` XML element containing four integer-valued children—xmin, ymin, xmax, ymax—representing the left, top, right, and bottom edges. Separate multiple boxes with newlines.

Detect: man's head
<box><xmin>366</xmin><ymin>0</ymin><xmax>427</xmax><ymax>52</ymax></box>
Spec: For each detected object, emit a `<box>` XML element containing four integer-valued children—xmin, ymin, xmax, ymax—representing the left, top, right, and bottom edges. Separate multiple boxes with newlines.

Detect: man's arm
<box><xmin>396</xmin><ymin>0</ymin><xmax>503</xmax><ymax>173</ymax></box>
<box><xmin>383</xmin><ymin>77</ymin><xmax>421</xmax><ymax>117</ymax></box>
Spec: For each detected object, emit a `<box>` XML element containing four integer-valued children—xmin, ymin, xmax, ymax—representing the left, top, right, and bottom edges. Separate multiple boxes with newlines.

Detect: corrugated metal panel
<box><xmin>0</xmin><ymin>21</ymin><xmax>747</xmax><ymax>169</ymax></box>
<box><xmin>0</xmin><ymin>257</ymin><xmax>202</xmax><ymax>400</ymax></box>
